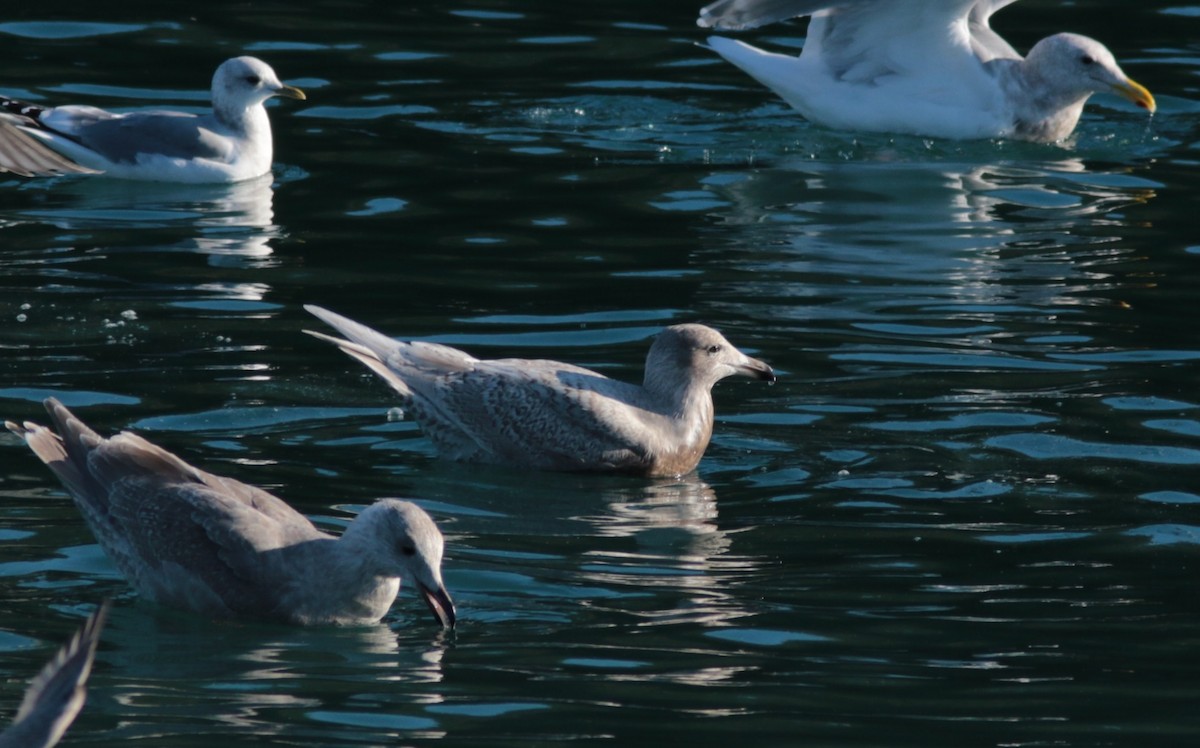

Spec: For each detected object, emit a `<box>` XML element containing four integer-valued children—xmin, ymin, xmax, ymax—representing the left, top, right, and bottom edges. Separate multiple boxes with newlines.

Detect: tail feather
<box><xmin>304</xmin><ymin>328</ymin><xmax>415</xmax><ymax>400</ymax></box>
<box><xmin>304</xmin><ymin>305</ymin><xmax>479</xmax><ymax>399</ymax></box>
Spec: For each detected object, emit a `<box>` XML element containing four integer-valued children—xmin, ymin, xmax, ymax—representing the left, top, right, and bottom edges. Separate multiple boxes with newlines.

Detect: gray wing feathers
<box><xmin>0</xmin><ymin>602</ymin><xmax>109</xmax><ymax>748</ymax></box>
<box><xmin>0</xmin><ymin>120</ymin><xmax>97</xmax><ymax>177</ymax></box>
<box><xmin>6</xmin><ymin>399</ymin><xmax>321</xmax><ymax>617</ymax></box>
<box><xmin>698</xmin><ymin>0</ymin><xmax>861</xmax><ymax>30</ymax></box>
<box><xmin>67</xmin><ymin>112</ymin><xmax>231</xmax><ymax>164</ymax></box>
<box><xmin>304</xmin><ymin>305</ymin><xmax>480</xmax><ymax>400</ymax></box>
<box><xmin>968</xmin><ymin>0</ymin><xmax>1020</xmax><ymax>60</ymax></box>
<box><xmin>425</xmin><ymin>367</ymin><xmax>653</xmax><ymax>471</ymax></box>
<box><xmin>305</xmin><ymin>329</ymin><xmax>416</xmax><ymax>399</ymax></box>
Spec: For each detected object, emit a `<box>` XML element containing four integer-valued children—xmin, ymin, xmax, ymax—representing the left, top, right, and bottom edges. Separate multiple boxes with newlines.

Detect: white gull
<box><xmin>6</xmin><ymin>399</ymin><xmax>454</xmax><ymax>627</ymax></box>
<box><xmin>305</xmin><ymin>305</ymin><xmax>776</xmax><ymax>477</ymax></box>
<box><xmin>697</xmin><ymin>0</ymin><xmax>1156</xmax><ymax>142</ymax></box>
<box><xmin>0</xmin><ymin>56</ymin><xmax>305</xmax><ymax>182</ymax></box>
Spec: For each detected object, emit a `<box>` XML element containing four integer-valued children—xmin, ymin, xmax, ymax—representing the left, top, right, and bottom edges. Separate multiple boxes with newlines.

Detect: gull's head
<box><xmin>1028</xmin><ymin>34</ymin><xmax>1155</xmax><ymax>114</ymax></box>
<box><xmin>645</xmin><ymin>323</ymin><xmax>775</xmax><ymax>393</ymax></box>
<box><xmin>363</xmin><ymin>499</ymin><xmax>456</xmax><ymax>628</ymax></box>
<box><xmin>212</xmin><ymin>56</ymin><xmax>307</xmax><ymax>111</ymax></box>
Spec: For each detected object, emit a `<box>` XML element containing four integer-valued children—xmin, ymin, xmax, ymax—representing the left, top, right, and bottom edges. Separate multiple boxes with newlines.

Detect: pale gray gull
<box><xmin>0</xmin><ymin>601</ymin><xmax>109</xmax><ymax>748</ymax></box>
<box><xmin>305</xmin><ymin>305</ymin><xmax>776</xmax><ymax>477</ymax></box>
<box><xmin>5</xmin><ymin>399</ymin><xmax>454</xmax><ymax>628</ymax></box>
<box><xmin>0</xmin><ymin>56</ymin><xmax>305</xmax><ymax>182</ymax></box>
<box><xmin>697</xmin><ymin>0</ymin><xmax>1156</xmax><ymax>142</ymax></box>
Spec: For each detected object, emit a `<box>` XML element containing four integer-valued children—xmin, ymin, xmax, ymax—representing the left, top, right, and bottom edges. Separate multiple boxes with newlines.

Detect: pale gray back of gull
<box><xmin>697</xmin><ymin>0</ymin><xmax>1156</xmax><ymax>141</ymax></box>
<box><xmin>0</xmin><ymin>56</ymin><xmax>305</xmax><ymax>182</ymax></box>
<box><xmin>5</xmin><ymin>400</ymin><xmax>454</xmax><ymax>628</ymax></box>
<box><xmin>304</xmin><ymin>305</ymin><xmax>776</xmax><ymax>477</ymax></box>
<box><xmin>0</xmin><ymin>601</ymin><xmax>108</xmax><ymax>748</ymax></box>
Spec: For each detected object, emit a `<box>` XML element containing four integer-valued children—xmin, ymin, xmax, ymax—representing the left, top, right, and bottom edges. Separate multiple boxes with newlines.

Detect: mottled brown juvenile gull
<box><xmin>0</xmin><ymin>56</ymin><xmax>305</xmax><ymax>182</ymax></box>
<box><xmin>697</xmin><ymin>0</ymin><xmax>1156</xmax><ymax>142</ymax></box>
<box><xmin>0</xmin><ymin>601</ymin><xmax>109</xmax><ymax>748</ymax></box>
<box><xmin>305</xmin><ymin>305</ymin><xmax>776</xmax><ymax>477</ymax></box>
<box><xmin>5</xmin><ymin>399</ymin><xmax>454</xmax><ymax>628</ymax></box>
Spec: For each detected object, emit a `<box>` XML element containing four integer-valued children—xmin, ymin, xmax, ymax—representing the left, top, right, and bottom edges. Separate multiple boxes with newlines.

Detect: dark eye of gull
<box><xmin>401</xmin><ymin>544</ymin><xmax>416</xmax><ymax>557</ymax></box>
<box><xmin>706</xmin><ymin>344</ymin><xmax>722</xmax><ymax>354</ymax></box>
<box><xmin>245</xmin><ymin>75</ymin><xmax>262</xmax><ymax>86</ymax></box>
<box><xmin>1080</xmin><ymin>55</ymin><xmax>1095</xmax><ymax>66</ymax></box>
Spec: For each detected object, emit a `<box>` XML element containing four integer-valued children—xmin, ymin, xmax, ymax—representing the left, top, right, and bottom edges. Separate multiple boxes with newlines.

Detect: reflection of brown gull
<box><xmin>0</xmin><ymin>602</ymin><xmax>109</xmax><ymax>748</ymax></box>
<box><xmin>6</xmin><ymin>399</ymin><xmax>454</xmax><ymax>627</ymax></box>
<box><xmin>305</xmin><ymin>306</ymin><xmax>776</xmax><ymax>477</ymax></box>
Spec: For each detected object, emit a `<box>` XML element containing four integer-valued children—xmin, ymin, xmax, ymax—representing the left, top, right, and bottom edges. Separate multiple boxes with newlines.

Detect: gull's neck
<box><xmin>997</xmin><ymin>57</ymin><xmax>1087</xmax><ymax>142</ymax></box>
<box><xmin>277</xmin><ymin>523</ymin><xmax>401</xmax><ymax>626</ymax></box>
<box><xmin>213</xmin><ymin>97</ymin><xmax>272</xmax><ymax>139</ymax></box>
<box><xmin>642</xmin><ymin>368</ymin><xmax>716</xmax><ymax>471</ymax></box>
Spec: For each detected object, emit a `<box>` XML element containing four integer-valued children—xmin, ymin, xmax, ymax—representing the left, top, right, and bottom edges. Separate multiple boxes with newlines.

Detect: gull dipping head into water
<box><xmin>305</xmin><ymin>305</ymin><xmax>776</xmax><ymax>477</ymax></box>
<box><xmin>0</xmin><ymin>56</ymin><xmax>305</xmax><ymax>181</ymax></box>
<box><xmin>0</xmin><ymin>602</ymin><xmax>109</xmax><ymax>748</ymax></box>
<box><xmin>697</xmin><ymin>0</ymin><xmax>1156</xmax><ymax>142</ymax></box>
<box><xmin>6</xmin><ymin>399</ymin><xmax>454</xmax><ymax>628</ymax></box>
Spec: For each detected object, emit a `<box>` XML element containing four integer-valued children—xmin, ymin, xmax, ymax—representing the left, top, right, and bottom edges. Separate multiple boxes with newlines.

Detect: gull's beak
<box><xmin>275</xmin><ymin>84</ymin><xmax>307</xmax><ymax>101</ymax></box>
<box><xmin>419</xmin><ymin>583</ymin><xmax>457</xmax><ymax>629</ymax></box>
<box><xmin>736</xmin><ymin>355</ymin><xmax>776</xmax><ymax>384</ymax></box>
<box><xmin>1113</xmin><ymin>77</ymin><xmax>1155</xmax><ymax>113</ymax></box>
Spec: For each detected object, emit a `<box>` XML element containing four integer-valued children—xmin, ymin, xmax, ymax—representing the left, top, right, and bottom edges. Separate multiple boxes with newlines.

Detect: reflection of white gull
<box><xmin>6</xmin><ymin>399</ymin><xmax>454</xmax><ymax>627</ymax></box>
<box><xmin>0</xmin><ymin>57</ymin><xmax>304</xmax><ymax>182</ymax></box>
<box><xmin>190</xmin><ymin>174</ymin><xmax>279</xmax><ymax>263</ymax></box>
<box><xmin>17</xmin><ymin>174</ymin><xmax>280</xmax><ymax>266</ymax></box>
<box><xmin>305</xmin><ymin>305</ymin><xmax>776</xmax><ymax>477</ymax></box>
<box><xmin>0</xmin><ymin>601</ymin><xmax>109</xmax><ymax>748</ymax></box>
<box><xmin>698</xmin><ymin>0</ymin><xmax>1155</xmax><ymax>141</ymax></box>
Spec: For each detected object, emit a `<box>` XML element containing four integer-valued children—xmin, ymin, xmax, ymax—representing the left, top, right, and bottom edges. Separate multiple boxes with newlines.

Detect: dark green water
<box><xmin>1</xmin><ymin>2</ymin><xmax>1198</xmax><ymax>746</ymax></box>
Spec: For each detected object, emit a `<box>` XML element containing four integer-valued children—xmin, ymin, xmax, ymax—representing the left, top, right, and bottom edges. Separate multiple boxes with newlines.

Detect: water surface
<box><xmin>1</xmin><ymin>2</ymin><xmax>1198</xmax><ymax>746</ymax></box>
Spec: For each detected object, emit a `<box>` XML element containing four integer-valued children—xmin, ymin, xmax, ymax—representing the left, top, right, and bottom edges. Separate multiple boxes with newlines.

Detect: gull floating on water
<box><xmin>0</xmin><ymin>56</ymin><xmax>305</xmax><ymax>182</ymax></box>
<box><xmin>305</xmin><ymin>305</ymin><xmax>776</xmax><ymax>477</ymax></box>
<box><xmin>697</xmin><ymin>0</ymin><xmax>1156</xmax><ymax>142</ymax></box>
<box><xmin>0</xmin><ymin>601</ymin><xmax>109</xmax><ymax>748</ymax></box>
<box><xmin>6</xmin><ymin>399</ymin><xmax>454</xmax><ymax>627</ymax></box>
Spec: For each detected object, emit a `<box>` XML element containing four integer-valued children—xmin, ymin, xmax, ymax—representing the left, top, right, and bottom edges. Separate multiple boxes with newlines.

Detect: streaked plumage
<box><xmin>6</xmin><ymin>400</ymin><xmax>454</xmax><ymax>628</ymax></box>
<box><xmin>305</xmin><ymin>305</ymin><xmax>776</xmax><ymax>477</ymax></box>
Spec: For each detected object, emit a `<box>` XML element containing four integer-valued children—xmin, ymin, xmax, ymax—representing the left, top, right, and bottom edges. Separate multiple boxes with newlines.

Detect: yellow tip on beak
<box><xmin>277</xmin><ymin>84</ymin><xmax>307</xmax><ymax>101</ymax></box>
<box><xmin>1115</xmin><ymin>78</ymin><xmax>1155</xmax><ymax>114</ymax></box>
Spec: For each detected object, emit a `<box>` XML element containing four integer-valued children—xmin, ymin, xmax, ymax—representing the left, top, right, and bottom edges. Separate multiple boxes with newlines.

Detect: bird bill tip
<box><xmin>1116</xmin><ymin>78</ymin><xmax>1155</xmax><ymax>113</ymax></box>
<box><xmin>738</xmin><ymin>357</ymin><xmax>776</xmax><ymax>384</ymax></box>
<box><xmin>277</xmin><ymin>84</ymin><xmax>307</xmax><ymax>101</ymax></box>
<box><xmin>419</xmin><ymin>584</ymin><xmax>456</xmax><ymax>629</ymax></box>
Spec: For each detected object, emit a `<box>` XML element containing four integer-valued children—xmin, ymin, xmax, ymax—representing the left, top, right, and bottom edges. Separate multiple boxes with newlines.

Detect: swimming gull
<box><xmin>697</xmin><ymin>0</ymin><xmax>1156</xmax><ymax>141</ymax></box>
<box><xmin>0</xmin><ymin>601</ymin><xmax>109</xmax><ymax>748</ymax></box>
<box><xmin>5</xmin><ymin>399</ymin><xmax>455</xmax><ymax>628</ymax></box>
<box><xmin>0</xmin><ymin>56</ymin><xmax>305</xmax><ymax>182</ymax></box>
<box><xmin>304</xmin><ymin>305</ymin><xmax>776</xmax><ymax>477</ymax></box>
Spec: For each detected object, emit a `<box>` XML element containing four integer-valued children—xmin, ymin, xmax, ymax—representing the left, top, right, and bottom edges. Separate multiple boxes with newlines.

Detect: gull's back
<box><xmin>7</xmin><ymin>400</ymin><xmax>325</xmax><ymax>619</ymax></box>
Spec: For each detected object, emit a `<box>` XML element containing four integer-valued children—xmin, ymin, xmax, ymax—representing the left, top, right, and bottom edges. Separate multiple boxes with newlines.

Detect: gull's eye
<box><xmin>1080</xmin><ymin>55</ymin><xmax>1095</xmax><ymax>66</ymax></box>
<box><xmin>400</xmin><ymin>544</ymin><xmax>416</xmax><ymax>557</ymax></box>
<box><xmin>706</xmin><ymin>344</ymin><xmax>722</xmax><ymax>354</ymax></box>
<box><xmin>245</xmin><ymin>75</ymin><xmax>262</xmax><ymax>86</ymax></box>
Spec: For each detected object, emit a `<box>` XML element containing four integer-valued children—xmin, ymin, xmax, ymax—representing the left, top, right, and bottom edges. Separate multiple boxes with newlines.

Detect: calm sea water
<box><xmin>1</xmin><ymin>2</ymin><xmax>1198</xmax><ymax>746</ymax></box>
